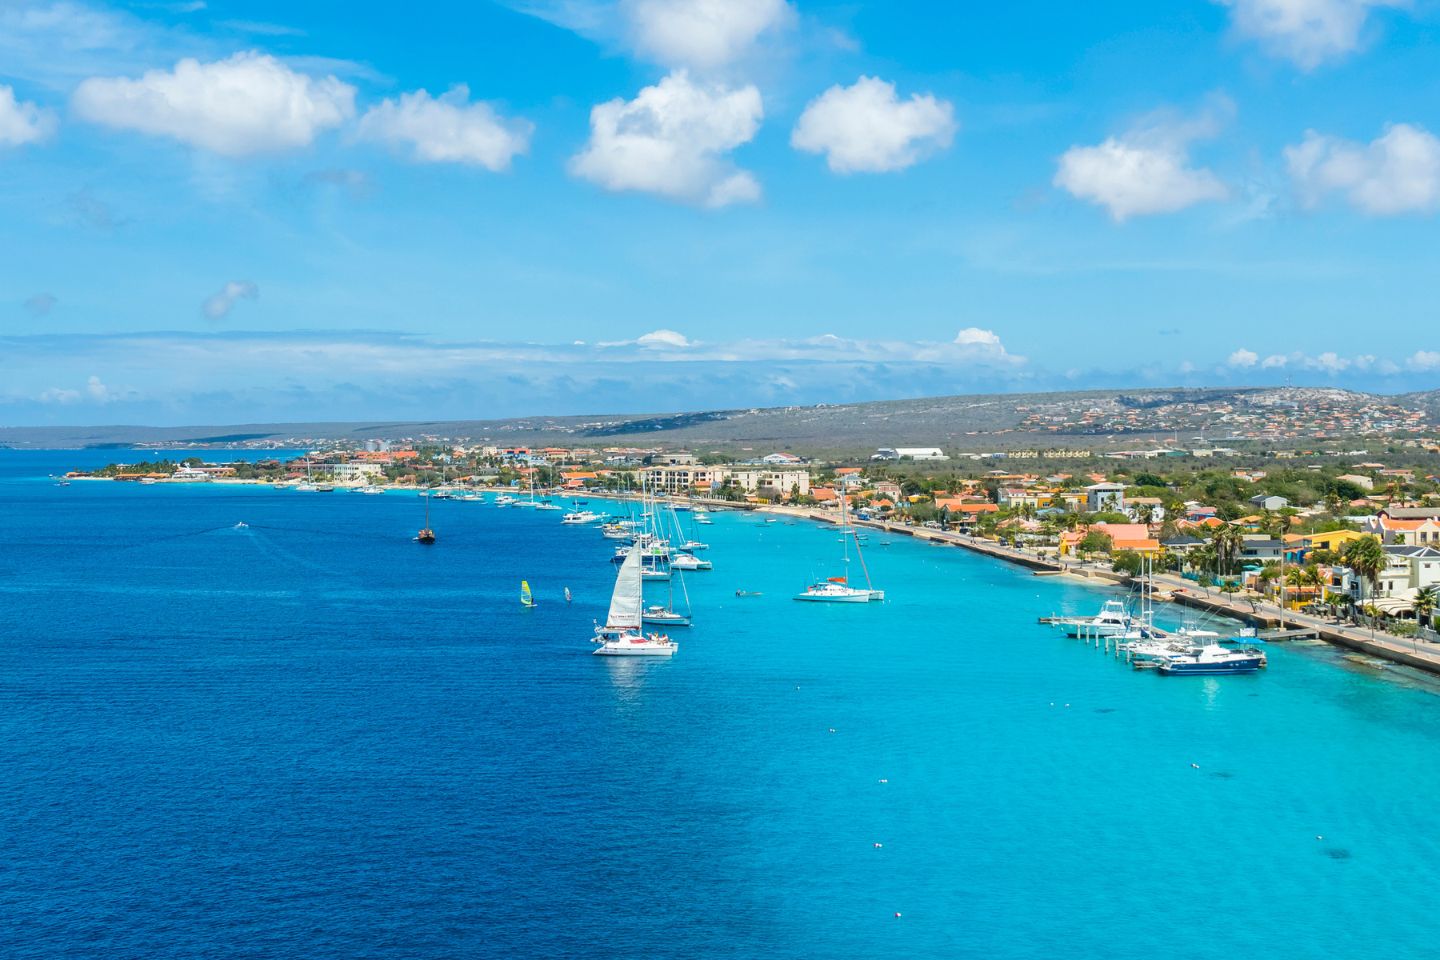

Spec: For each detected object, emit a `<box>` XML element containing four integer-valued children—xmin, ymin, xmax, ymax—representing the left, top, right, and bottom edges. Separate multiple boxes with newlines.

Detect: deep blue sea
<box><xmin>3</xmin><ymin>450</ymin><xmax>1440</xmax><ymax>959</ymax></box>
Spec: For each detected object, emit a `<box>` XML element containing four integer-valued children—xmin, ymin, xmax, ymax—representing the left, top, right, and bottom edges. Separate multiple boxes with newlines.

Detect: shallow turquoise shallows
<box><xmin>3</xmin><ymin>450</ymin><xmax>1440</xmax><ymax>960</ymax></box>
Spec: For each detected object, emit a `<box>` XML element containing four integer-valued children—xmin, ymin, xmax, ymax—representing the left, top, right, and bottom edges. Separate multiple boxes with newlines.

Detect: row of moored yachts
<box><xmin>1048</xmin><ymin>591</ymin><xmax>1268</xmax><ymax>676</ymax></box>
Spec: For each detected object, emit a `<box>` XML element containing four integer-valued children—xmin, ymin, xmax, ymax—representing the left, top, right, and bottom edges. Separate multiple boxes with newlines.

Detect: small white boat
<box><xmin>670</xmin><ymin>554</ymin><xmax>712</xmax><ymax>571</ymax></box>
<box><xmin>680</xmin><ymin>539</ymin><xmax>709</xmax><ymax>552</ymax></box>
<box><xmin>562</xmin><ymin>510</ymin><xmax>605</xmax><ymax>525</ymax></box>
<box><xmin>1062</xmin><ymin>599</ymin><xmax>1132</xmax><ymax>638</ymax></box>
<box><xmin>642</xmin><ymin>605</ymin><xmax>692</xmax><ymax>627</ymax></box>
<box><xmin>496</xmin><ymin>494</ymin><xmax>517</xmax><ymax>506</ymax></box>
<box><xmin>694</xmin><ymin>515</ymin><xmax>714</xmax><ymax>525</ymax></box>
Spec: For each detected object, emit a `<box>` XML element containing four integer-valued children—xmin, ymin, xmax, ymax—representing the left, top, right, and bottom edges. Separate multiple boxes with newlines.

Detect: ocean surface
<box><xmin>3</xmin><ymin>450</ymin><xmax>1440</xmax><ymax>959</ymax></box>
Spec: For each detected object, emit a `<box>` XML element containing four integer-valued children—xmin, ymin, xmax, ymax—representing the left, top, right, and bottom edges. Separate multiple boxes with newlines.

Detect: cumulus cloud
<box><xmin>622</xmin><ymin>0</ymin><xmax>794</xmax><ymax>69</ymax></box>
<box><xmin>1227</xmin><ymin>347</ymin><xmax>1260</xmax><ymax>367</ymax></box>
<box><xmin>1285</xmin><ymin>123</ymin><xmax>1440</xmax><ymax>215</ymax></box>
<box><xmin>72</xmin><ymin>52</ymin><xmax>355</xmax><ymax>155</ymax></box>
<box><xmin>1306</xmin><ymin>351</ymin><xmax>1350</xmax><ymax>372</ymax></box>
<box><xmin>791</xmin><ymin>76</ymin><xmax>956</xmax><ymax>174</ymax></box>
<box><xmin>38</xmin><ymin>375</ymin><xmax>116</xmax><ymax>405</ymax></box>
<box><xmin>202</xmin><ymin>281</ymin><xmax>258</xmax><ymax>320</ymax></box>
<box><xmin>24</xmin><ymin>292</ymin><xmax>57</xmax><ymax>316</ymax></box>
<box><xmin>569</xmin><ymin>71</ymin><xmax>763</xmax><ymax>208</ymax></box>
<box><xmin>1406</xmin><ymin>350</ymin><xmax>1440</xmax><ymax>370</ymax></box>
<box><xmin>356</xmin><ymin>85</ymin><xmax>532</xmax><ymax>170</ymax></box>
<box><xmin>1055</xmin><ymin>101</ymin><xmax>1233</xmax><ymax>221</ymax></box>
<box><xmin>1261</xmin><ymin>354</ymin><xmax>1289</xmax><ymax>368</ymax></box>
<box><xmin>636</xmin><ymin>329</ymin><xmax>694</xmax><ymax>347</ymax></box>
<box><xmin>1216</xmin><ymin>0</ymin><xmax>1403</xmax><ymax>69</ymax></box>
<box><xmin>0</xmin><ymin>83</ymin><xmax>57</xmax><ymax>146</ymax></box>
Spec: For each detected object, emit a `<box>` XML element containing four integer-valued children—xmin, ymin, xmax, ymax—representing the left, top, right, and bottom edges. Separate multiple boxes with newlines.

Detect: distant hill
<box><xmin>1</xmin><ymin>386</ymin><xmax>1434</xmax><ymax>453</ymax></box>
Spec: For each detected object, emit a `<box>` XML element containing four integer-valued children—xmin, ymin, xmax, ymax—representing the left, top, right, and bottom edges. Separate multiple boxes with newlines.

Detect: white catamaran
<box><xmin>795</xmin><ymin>494</ymin><xmax>884</xmax><ymax>602</ymax></box>
<box><xmin>593</xmin><ymin>546</ymin><xmax>677</xmax><ymax>656</ymax></box>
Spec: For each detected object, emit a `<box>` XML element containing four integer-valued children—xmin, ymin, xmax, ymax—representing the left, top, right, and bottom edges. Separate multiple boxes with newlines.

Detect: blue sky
<box><xmin>2</xmin><ymin>0</ymin><xmax>1439</xmax><ymax>425</ymax></box>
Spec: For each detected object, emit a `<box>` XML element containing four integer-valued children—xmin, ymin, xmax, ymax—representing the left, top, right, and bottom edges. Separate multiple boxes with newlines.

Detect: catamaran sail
<box><xmin>604</xmin><ymin>549</ymin><xmax>642</xmax><ymax>630</ymax></box>
<box><xmin>592</xmin><ymin>544</ymin><xmax>677</xmax><ymax>655</ymax></box>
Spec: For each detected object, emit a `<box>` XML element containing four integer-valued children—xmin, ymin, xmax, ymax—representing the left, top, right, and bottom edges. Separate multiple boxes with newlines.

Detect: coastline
<box><xmin>64</xmin><ymin>474</ymin><xmax>1440</xmax><ymax>677</ymax></box>
<box><xmin>760</xmin><ymin>503</ymin><xmax>1440</xmax><ymax>678</ymax></box>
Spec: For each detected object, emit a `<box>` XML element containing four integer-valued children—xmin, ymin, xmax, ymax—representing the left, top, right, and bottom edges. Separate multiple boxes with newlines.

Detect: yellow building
<box><xmin>1303</xmin><ymin>529</ymin><xmax>1363</xmax><ymax>553</ymax></box>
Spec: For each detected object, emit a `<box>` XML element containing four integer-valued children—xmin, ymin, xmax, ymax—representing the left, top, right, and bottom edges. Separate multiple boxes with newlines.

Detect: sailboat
<box><xmin>415</xmin><ymin>493</ymin><xmax>437</xmax><ymax>544</ymax></box>
<box><xmin>521</xmin><ymin>580</ymin><xmax>537</xmax><ymax>608</ymax></box>
<box><xmin>795</xmin><ymin>493</ymin><xmax>884</xmax><ymax>602</ymax></box>
<box><xmin>643</xmin><ymin>550</ymin><xmax>694</xmax><ymax>627</ymax></box>
<box><xmin>593</xmin><ymin>548</ymin><xmax>677</xmax><ymax>656</ymax></box>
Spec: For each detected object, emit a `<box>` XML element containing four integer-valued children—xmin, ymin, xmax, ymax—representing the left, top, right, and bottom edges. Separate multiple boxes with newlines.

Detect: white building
<box><xmin>1085</xmin><ymin>482</ymin><xmax>1126</xmax><ymax>513</ymax></box>
<box><xmin>871</xmin><ymin>447</ymin><xmax>949</xmax><ymax>461</ymax></box>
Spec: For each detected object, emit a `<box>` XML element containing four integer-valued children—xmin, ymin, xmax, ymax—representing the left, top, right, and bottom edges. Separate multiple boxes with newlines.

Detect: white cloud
<box><xmin>1217</xmin><ymin>0</ymin><xmax>1404</xmax><ymax>69</ymax></box>
<box><xmin>569</xmin><ymin>71</ymin><xmax>763</xmax><ymax>208</ymax></box>
<box><xmin>202</xmin><ymin>281</ymin><xmax>258</xmax><ymax>320</ymax></box>
<box><xmin>1054</xmin><ymin>104</ymin><xmax>1229</xmax><ymax>220</ymax></box>
<box><xmin>1285</xmin><ymin>123</ymin><xmax>1440</xmax><ymax>215</ymax></box>
<box><xmin>1407</xmin><ymin>350</ymin><xmax>1440</xmax><ymax>370</ymax></box>
<box><xmin>72</xmin><ymin>52</ymin><xmax>355</xmax><ymax>155</ymax></box>
<box><xmin>791</xmin><ymin>76</ymin><xmax>956</xmax><ymax>174</ymax></box>
<box><xmin>954</xmin><ymin>327</ymin><xmax>1001</xmax><ymax>347</ymax></box>
<box><xmin>356</xmin><ymin>85</ymin><xmax>532</xmax><ymax>170</ymax></box>
<box><xmin>1261</xmin><ymin>354</ymin><xmax>1289</xmax><ymax>368</ymax></box>
<box><xmin>636</xmin><ymin>328</ymin><xmax>694</xmax><ymax>347</ymax></box>
<box><xmin>1305</xmin><ymin>351</ymin><xmax>1350</xmax><ymax>372</ymax></box>
<box><xmin>0</xmin><ymin>83</ymin><xmax>57</xmax><ymax>146</ymax></box>
<box><xmin>622</xmin><ymin>0</ymin><xmax>794</xmax><ymax>69</ymax></box>
<box><xmin>1227</xmin><ymin>348</ymin><xmax>1260</xmax><ymax>367</ymax></box>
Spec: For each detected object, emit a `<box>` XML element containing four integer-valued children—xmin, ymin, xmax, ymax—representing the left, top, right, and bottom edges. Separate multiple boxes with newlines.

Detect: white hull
<box><xmin>593</xmin><ymin>636</ymin><xmax>678</xmax><ymax>656</ymax></box>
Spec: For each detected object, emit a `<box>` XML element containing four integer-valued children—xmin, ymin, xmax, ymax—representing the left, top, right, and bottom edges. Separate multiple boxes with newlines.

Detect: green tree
<box><xmin>1111</xmin><ymin>550</ymin><xmax>1143</xmax><ymax>576</ymax></box>
<box><xmin>1413</xmin><ymin>586</ymin><xmax>1438</xmax><ymax>630</ymax></box>
<box><xmin>1078</xmin><ymin>530</ymin><xmax>1114</xmax><ymax>558</ymax></box>
<box><xmin>1340</xmin><ymin>534</ymin><xmax>1386</xmax><ymax>614</ymax></box>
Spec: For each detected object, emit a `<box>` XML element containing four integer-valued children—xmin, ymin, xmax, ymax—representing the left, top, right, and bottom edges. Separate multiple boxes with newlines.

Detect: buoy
<box><xmin>1317</xmin><ymin>835</ymin><xmax>1324</xmax><ymax>840</ymax></box>
<box><xmin>1064</xmin><ymin>703</ymin><xmax>1071</xmax><ymax>708</ymax></box>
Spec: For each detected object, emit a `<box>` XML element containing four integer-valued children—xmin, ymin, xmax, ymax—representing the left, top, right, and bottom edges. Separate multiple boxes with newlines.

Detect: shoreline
<box><xmin>63</xmin><ymin>476</ymin><xmax>1440</xmax><ymax>677</ymax></box>
<box><xmin>759</xmin><ymin>503</ymin><xmax>1440</xmax><ymax>678</ymax></box>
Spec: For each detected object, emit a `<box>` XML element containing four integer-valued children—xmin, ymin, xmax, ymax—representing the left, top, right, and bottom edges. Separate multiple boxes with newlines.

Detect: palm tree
<box><xmin>1341</xmin><ymin>534</ymin><xmax>1386</xmax><ymax>625</ymax></box>
<box><xmin>1414</xmin><ymin>586</ymin><xmax>1438</xmax><ymax>632</ymax></box>
<box><xmin>1210</xmin><ymin>524</ymin><xmax>1243</xmax><ymax>578</ymax></box>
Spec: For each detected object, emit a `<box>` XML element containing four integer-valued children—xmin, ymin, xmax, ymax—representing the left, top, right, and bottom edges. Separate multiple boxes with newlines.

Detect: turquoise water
<box><xmin>2</xmin><ymin>450</ymin><xmax>1438</xmax><ymax>959</ymax></box>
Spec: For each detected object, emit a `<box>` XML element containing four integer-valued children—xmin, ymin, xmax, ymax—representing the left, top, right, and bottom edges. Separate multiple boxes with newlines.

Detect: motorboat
<box><xmin>562</xmin><ymin>510</ymin><xmax>605</xmax><ymax>525</ymax></box>
<box><xmin>1061</xmin><ymin>599</ymin><xmax>1132</xmax><ymax>639</ymax></box>
<box><xmin>1158</xmin><ymin>644</ymin><xmax>1266</xmax><ymax>675</ymax></box>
